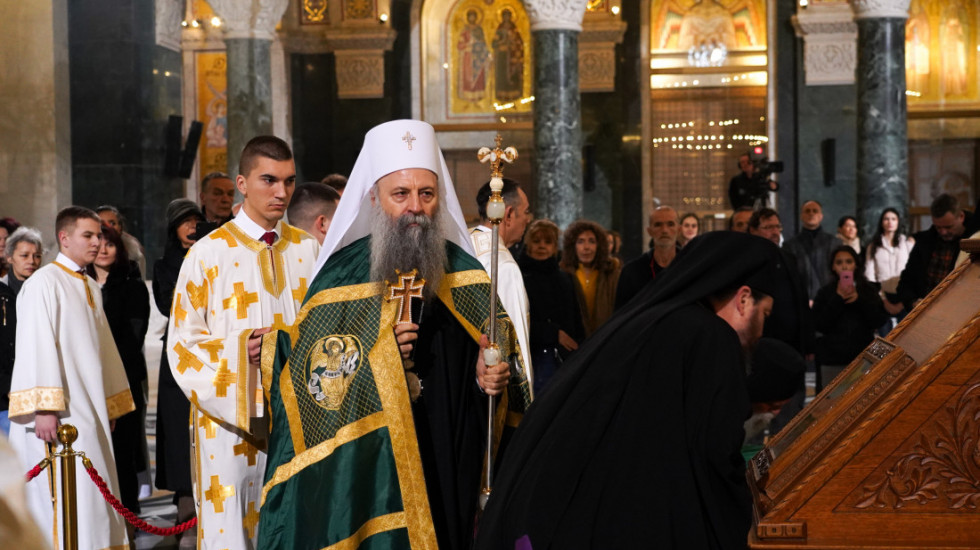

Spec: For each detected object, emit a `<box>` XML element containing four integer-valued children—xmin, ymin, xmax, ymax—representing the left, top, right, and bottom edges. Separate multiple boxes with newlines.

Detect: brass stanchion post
<box><xmin>57</xmin><ymin>424</ymin><xmax>79</xmax><ymax>550</ymax></box>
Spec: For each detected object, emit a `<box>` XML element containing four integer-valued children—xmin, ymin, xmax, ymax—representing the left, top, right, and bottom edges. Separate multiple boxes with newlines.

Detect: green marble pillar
<box><xmin>225</xmin><ymin>38</ymin><xmax>274</xmax><ymax>178</ymax></box>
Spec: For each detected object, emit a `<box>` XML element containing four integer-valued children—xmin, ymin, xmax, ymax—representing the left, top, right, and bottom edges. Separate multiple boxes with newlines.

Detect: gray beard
<box><xmin>369</xmin><ymin>205</ymin><xmax>447</xmax><ymax>300</ymax></box>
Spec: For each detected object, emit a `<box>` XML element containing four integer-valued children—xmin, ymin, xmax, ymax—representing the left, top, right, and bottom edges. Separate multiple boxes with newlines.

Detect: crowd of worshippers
<box><xmin>1</xmin><ymin>124</ymin><xmax>978</xmax><ymax>549</ymax></box>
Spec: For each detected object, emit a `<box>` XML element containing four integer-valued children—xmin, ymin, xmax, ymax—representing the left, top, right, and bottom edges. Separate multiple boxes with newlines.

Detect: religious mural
<box><xmin>448</xmin><ymin>0</ymin><xmax>532</xmax><ymax>117</ymax></box>
<box><xmin>650</xmin><ymin>0</ymin><xmax>767</xmax><ymax>54</ymax></box>
<box><xmin>197</xmin><ymin>51</ymin><xmax>228</xmax><ymax>177</ymax></box>
<box><xmin>905</xmin><ymin>0</ymin><xmax>978</xmax><ymax>107</ymax></box>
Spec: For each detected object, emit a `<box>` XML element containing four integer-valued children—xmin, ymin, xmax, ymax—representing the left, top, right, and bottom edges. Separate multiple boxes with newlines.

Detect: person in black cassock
<box><xmin>475</xmin><ymin>231</ymin><xmax>785</xmax><ymax>550</ymax></box>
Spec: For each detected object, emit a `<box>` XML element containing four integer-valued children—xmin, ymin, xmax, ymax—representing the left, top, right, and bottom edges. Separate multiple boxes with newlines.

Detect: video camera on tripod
<box><xmin>746</xmin><ymin>146</ymin><xmax>783</xmax><ymax>200</ymax></box>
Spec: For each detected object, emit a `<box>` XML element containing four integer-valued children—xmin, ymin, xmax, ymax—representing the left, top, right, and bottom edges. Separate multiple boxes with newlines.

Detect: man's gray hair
<box><xmin>5</xmin><ymin>226</ymin><xmax>45</xmax><ymax>258</ymax></box>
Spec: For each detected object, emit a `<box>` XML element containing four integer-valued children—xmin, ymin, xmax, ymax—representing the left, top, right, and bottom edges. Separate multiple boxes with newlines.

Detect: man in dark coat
<box><xmin>615</xmin><ymin>205</ymin><xmax>680</xmax><ymax>309</ymax></box>
<box><xmin>897</xmin><ymin>193</ymin><xmax>972</xmax><ymax>310</ymax></box>
<box><xmin>783</xmin><ymin>200</ymin><xmax>836</xmax><ymax>301</ymax></box>
<box><xmin>476</xmin><ymin>232</ymin><xmax>785</xmax><ymax>550</ymax></box>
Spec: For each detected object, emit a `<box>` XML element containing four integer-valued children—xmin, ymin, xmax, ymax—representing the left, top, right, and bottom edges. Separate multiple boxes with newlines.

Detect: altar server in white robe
<box><xmin>9</xmin><ymin>206</ymin><xmax>135</xmax><ymax>550</ymax></box>
<box><xmin>470</xmin><ymin>177</ymin><xmax>533</xmax><ymax>386</ymax></box>
<box><xmin>167</xmin><ymin>136</ymin><xmax>318</xmax><ymax>549</ymax></box>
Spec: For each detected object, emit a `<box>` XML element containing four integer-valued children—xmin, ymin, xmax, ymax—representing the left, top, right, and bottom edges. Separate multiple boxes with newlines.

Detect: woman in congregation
<box><xmin>0</xmin><ymin>217</ymin><xmax>21</xmax><ymax>280</ymax></box>
<box><xmin>153</xmin><ymin>199</ymin><xmax>203</xmax><ymax>547</ymax></box>
<box><xmin>864</xmin><ymin>207</ymin><xmax>915</xmax><ymax>335</ymax></box>
<box><xmin>678</xmin><ymin>212</ymin><xmax>700</xmax><ymax>248</ymax></box>
<box><xmin>812</xmin><ymin>246</ymin><xmax>886</xmax><ymax>390</ymax></box>
<box><xmin>836</xmin><ymin>215</ymin><xmax>861</xmax><ymax>253</ymax></box>
<box><xmin>0</xmin><ymin>226</ymin><xmax>43</xmax><ymax>435</ymax></box>
<box><xmin>88</xmin><ymin>225</ymin><xmax>150</xmax><ymax>522</ymax></box>
<box><xmin>518</xmin><ymin>219</ymin><xmax>585</xmax><ymax>395</ymax></box>
<box><xmin>560</xmin><ymin>219</ymin><xmax>621</xmax><ymax>338</ymax></box>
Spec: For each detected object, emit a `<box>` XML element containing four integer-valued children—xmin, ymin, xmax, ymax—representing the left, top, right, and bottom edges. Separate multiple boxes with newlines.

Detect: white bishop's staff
<box><xmin>476</xmin><ymin>134</ymin><xmax>527</xmax><ymax>510</ymax></box>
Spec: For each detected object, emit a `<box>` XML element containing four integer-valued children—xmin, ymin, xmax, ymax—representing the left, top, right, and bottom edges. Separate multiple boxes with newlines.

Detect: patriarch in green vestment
<box><xmin>259</xmin><ymin>119</ymin><xmax>532</xmax><ymax>549</ymax></box>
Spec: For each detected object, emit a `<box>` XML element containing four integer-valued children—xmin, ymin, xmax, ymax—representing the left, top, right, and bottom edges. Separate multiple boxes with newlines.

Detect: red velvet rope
<box><xmin>84</xmin><ymin>463</ymin><xmax>198</xmax><ymax>536</ymax></box>
<box><xmin>25</xmin><ymin>459</ymin><xmax>47</xmax><ymax>482</ymax></box>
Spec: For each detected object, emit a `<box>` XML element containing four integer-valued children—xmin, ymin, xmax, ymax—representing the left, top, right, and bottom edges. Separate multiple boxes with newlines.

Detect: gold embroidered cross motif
<box><xmin>172</xmin><ymin>294</ymin><xmax>188</xmax><ymax>327</ymax></box>
<box><xmin>199</xmin><ymin>338</ymin><xmax>225</xmax><ymax>362</ymax></box>
<box><xmin>291</xmin><ymin>277</ymin><xmax>309</xmax><ymax>303</ymax></box>
<box><xmin>271</xmin><ymin>313</ymin><xmax>290</xmax><ymax>332</ymax></box>
<box><xmin>187</xmin><ymin>279</ymin><xmax>209</xmax><ymax>310</ymax></box>
<box><xmin>223</xmin><ymin>282</ymin><xmax>258</xmax><ymax>320</ymax></box>
<box><xmin>205</xmin><ymin>265</ymin><xmax>219</xmax><ymax>286</ymax></box>
<box><xmin>234</xmin><ymin>439</ymin><xmax>259</xmax><ymax>466</ymax></box>
<box><xmin>209</xmin><ymin>228</ymin><xmax>238</xmax><ymax>248</ymax></box>
<box><xmin>199</xmin><ymin>412</ymin><xmax>217</xmax><ymax>439</ymax></box>
<box><xmin>386</xmin><ymin>269</ymin><xmax>425</xmax><ymax>325</ymax></box>
<box><xmin>204</xmin><ymin>475</ymin><xmax>235</xmax><ymax>513</ymax></box>
<box><xmin>173</xmin><ymin>342</ymin><xmax>204</xmax><ymax>374</ymax></box>
<box><xmin>242</xmin><ymin>501</ymin><xmax>260</xmax><ymax>538</ymax></box>
<box><xmin>213</xmin><ymin>359</ymin><xmax>235</xmax><ymax>398</ymax></box>
<box><xmin>402</xmin><ymin>131</ymin><xmax>416</xmax><ymax>150</ymax></box>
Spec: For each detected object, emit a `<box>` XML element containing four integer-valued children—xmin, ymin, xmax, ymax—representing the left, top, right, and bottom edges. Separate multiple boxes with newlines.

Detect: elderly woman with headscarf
<box><xmin>152</xmin><ymin>199</ymin><xmax>203</xmax><ymax>546</ymax></box>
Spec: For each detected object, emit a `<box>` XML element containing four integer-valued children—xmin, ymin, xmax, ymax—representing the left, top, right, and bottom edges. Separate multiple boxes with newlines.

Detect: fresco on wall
<box><xmin>197</xmin><ymin>51</ymin><xmax>228</xmax><ymax>176</ymax></box>
<box><xmin>650</xmin><ymin>0</ymin><xmax>767</xmax><ymax>53</ymax></box>
<box><xmin>906</xmin><ymin>0</ymin><xmax>978</xmax><ymax>107</ymax></box>
<box><xmin>448</xmin><ymin>0</ymin><xmax>532</xmax><ymax>116</ymax></box>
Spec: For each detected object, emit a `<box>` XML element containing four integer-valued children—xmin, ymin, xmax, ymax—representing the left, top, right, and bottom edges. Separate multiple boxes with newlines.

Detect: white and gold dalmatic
<box><xmin>167</xmin><ymin>212</ymin><xmax>318</xmax><ymax>549</ymax></box>
<box><xmin>8</xmin><ymin>253</ymin><xmax>135</xmax><ymax>550</ymax></box>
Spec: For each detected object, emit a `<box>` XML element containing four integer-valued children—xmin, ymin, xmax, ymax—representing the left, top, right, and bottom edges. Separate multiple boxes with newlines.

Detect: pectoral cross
<box><xmin>386</xmin><ymin>270</ymin><xmax>425</xmax><ymax>325</ymax></box>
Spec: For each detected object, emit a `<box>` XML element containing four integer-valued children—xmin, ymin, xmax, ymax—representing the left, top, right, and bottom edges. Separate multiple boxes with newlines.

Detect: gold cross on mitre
<box><xmin>386</xmin><ymin>269</ymin><xmax>425</xmax><ymax>325</ymax></box>
<box><xmin>402</xmin><ymin>131</ymin><xmax>416</xmax><ymax>151</ymax></box>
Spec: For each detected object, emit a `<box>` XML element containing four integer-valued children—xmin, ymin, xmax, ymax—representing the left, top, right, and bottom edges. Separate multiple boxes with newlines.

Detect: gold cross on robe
<box><xmin>223</xmin><ymin>282</ymin><xmax>258</xmax><ymax>320</ymax></box>
<box><xmin>271</xmin><ymin>313</ymin><xmax>290</xmax><ymax>332</ymax></box>
<box><xmin>199</xmin><ymin>338</ymin><xmax>225</xmax><ymax>362</ymax></box>
<box><xmin>386</xmin><ymin>270</ymin><xmax>425</xmax><ymax>325</ymax></box>
<box><xmin>213</xmin><ymin>359</ymin><xmax>235</xmax><ymax>398</ymax></box>
<box><xmin>204</xmin><ymin>474</ymin><xmax>236</xmax><ymax>513</ymax></box>
<box><xmin>172</xmin><ymin>295</ymin><xmax>188</xmax><ymax>327</ymax></box>
<box><xmin>187</xmin><ymin>279</ymin><xmax>209</xmax><ymax>310</ymax></box>
<box><xmin>209</xmin><ymin>228</ymin><xmax>238</xmax><ymax>248</ymax></box>
<box><xmin>242</xmin><ymin>501</ymin><xmax>260</xmax><ymax>539</ymax></box>
<box><xmin>234</xmin><ymin>439</ymin><xmax>259</xmax><ymax>466</ymax></box>
<box><xmin>173</xmin><ymin>342</ymin><xmax>204</xmax><ymax>374</ymax></box>
<box><xmin>199</xmin><ymin>412</ymin><xmax>217</xmax><ymax>439</ymax></box>
<box><xmin>291</xmin><ymin>277</ymin><xmax>308</xmax><ymax>303</ymax></box>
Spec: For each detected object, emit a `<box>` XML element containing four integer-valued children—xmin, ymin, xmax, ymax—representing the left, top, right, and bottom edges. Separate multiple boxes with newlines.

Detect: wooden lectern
<box><xmin>748</xmin><ymin>240</ymin><xmax>980</xmax><ymax>549</ymax></box>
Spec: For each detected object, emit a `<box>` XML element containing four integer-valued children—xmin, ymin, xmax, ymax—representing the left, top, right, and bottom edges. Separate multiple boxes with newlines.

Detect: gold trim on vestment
<box><xmin>294</xmin><ymin>282</ymin><xmax>385</xmax><ymax>339</ymax></box>
<box><xmin>105</xmin><ymin>389</ymin><xmax>136</xmax><ymax>420</ymax></box>
<box><xmin>260</xmin><ymin>331</ymin><xmax>278</xmax><ymax>404</ymax></box>
<box><xmin>190</xmin><ymin>404</ymin><xmax>204</xmax><ymax>548</ymax></box>
<box><xmin>371</xmin><ymin>299</ymin><xmax>438</xmax><ymax>549</ymax></box>
<box><xmin>102</xmin><ymin>545</ymin><xmax>131</xmax><ymax>550</ymax></box>
<box><xmin>52</xmin><ymin>262</ymin><xmax>95</xmax><ymax>310</ymax></box>
<box><xmin>223</xmin><ymin>221</ymin><xmax>301</xmax><ymax>298</ymax></box>
<box><xmin>322</xmin><ymin>512</ymin><xmax>407</xmax><ymax>550</ymax></box>
<box><xmin>436</xmin><ymin>269</ymin><xmax>492</xmax><ymax>343</ymax></box>
<box><xmin>260</xmin><ymin>412</ymin><xmax>387</xmax><ymax>505</ymax></box>
<box><xmin>280</xmin><ymin>357</ymin><xmax>305</xmax><ymax>454</ymax></box>
<box><xmin>237</xmin><ymin>330</ymin><xmax>251</xmax><ymax>431</ymax></box>
<box><xmin>8</xmin><ymin>387</ymin><xmax>66</xmax><ymax>418</ymax></box>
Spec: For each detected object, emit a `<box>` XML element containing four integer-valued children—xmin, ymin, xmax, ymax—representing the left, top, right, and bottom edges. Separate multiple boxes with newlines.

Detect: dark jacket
<box><xmin>812</xmin><ymin>280</ymin><xmax>886</xmax><ymax>366</ymax></box>
<box><xmin>615</xmin><ymin>248</ymin><xmax>677</xmax><ymax>310</ymax></box>
<box><xmin>783</xmin><ymin>227</ymin><xmax>837</xmax><ymax>300</ymax></box>
<box><xmin>0</xmin><ymin>281</ymin><xmax>15</xmax><ymax>411</ymax></box>
<box><xmin>517</xmin><ymin>254</ymin><xmax>584</xmax><ymax>358</ymax></box>
<box><xmin>897</xmin><ymin>213</ymin><xmax>973</xmax><ymax>310</ymax></box>
<box><xmin>100</xmin><ymin>262</ymin><xmax>150</xmax><ymax>408</ymax></box>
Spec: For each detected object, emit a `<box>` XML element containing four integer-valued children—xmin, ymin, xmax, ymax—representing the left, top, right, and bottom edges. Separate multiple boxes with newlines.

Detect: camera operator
<box><xmin>729</xmin><ymin>151</ymin><xmax>779</xmax><ymax>210</ymax></box>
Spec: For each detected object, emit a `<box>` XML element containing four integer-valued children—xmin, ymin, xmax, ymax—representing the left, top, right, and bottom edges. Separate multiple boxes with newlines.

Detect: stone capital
<box><xmin>208</xmin><ymin>0</ymin><xmax>289</xmax><ymax>40</ymax></box>
<box><xmin>524</xmin><ymin>0</ymin><xmax>588</xmax><ymax>32</ymax></box>
<box><xmin>793</xmin><ymin>2</ymin><xmax>858</xmax><ymax>85</ymax></box>
<box><xmin>848</xmin><ymin>0</ymin><xmax>909</xmax><ymax>20</ymax></box>
<box><xmin>155</xmin><ymin>0</ymin><xmax>183</xmax><ymax>51</ymax></box>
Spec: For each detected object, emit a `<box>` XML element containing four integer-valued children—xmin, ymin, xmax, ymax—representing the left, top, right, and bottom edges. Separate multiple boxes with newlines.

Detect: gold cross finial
<box><xmin>223</xmin><ymin>282</ymin><xmax>259</xmax><ymax>320</ymax></box>
<box><xmin>402</xmin><ymin>131</ymin><xmax>416</xmax><ymax>150</ymax></box>
<box><xmin>204</xmin><ymin>475</ymin><xmax>236</xmax><ymax>513</ymax></box>
<box><xmin>477</xmin><ymin>133</ymin><xmax>519</xmax><ymax>178</ymax></box>
<box><xmin>386</xmin><ymin>269</ymin><xmax>425</xmax><ymax>325</ymax></box>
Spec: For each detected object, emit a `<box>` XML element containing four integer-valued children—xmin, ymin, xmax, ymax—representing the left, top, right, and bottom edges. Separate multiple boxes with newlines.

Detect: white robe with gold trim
<box><xmin>167</xmin><ymin>221</ymin><xmax>317</xmax><ymax>549</ymax></box>
<box><xmin>8</xmin><ymin>261</ymin><xmax>135</xmax><ymax>550</ymax></box>
<box><xmin>469</xmin><ymin>226</ymin><xmax>532</xmax><ymax>383</ymax></box>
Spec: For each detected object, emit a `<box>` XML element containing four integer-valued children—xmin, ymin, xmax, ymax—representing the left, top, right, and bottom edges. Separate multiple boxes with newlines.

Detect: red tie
<box><xmin>260</xmin><ymin>231</ymin><xmax>277</xmax><ymax>246</ymax></box>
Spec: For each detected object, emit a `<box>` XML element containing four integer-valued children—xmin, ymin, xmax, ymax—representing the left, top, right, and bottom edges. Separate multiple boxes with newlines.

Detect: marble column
<box><xmin>850</xmin><ymin>0</ymin><xmax>910</xmax><ymax>240</ymax></box>
<box><xmin>525</xmin><ymin>0</ymin><xmax>587</xmax><ymax>228</ymax></box>
<box><xmin>209</xmin><ymin>0</ymin><xmax>288</xmax><ymax>177</ymax></box>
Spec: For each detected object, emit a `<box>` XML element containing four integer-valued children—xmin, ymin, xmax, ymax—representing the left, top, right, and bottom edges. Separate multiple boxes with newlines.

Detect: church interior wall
<box><xmin>0</xmin><ymin>0</ymin><xmax>72</xmax><ymax>259</ymax></box>
<box><xmin>67</xmin><ymin>0</ymin><xmax>184</xmax><ymax>265</ymax></box>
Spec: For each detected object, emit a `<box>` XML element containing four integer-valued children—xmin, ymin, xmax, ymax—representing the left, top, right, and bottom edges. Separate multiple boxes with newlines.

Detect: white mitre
<box><xmin>313</xmin><ymin>119</ymin><xmax>475</xmax><ymax>274</ymax></box>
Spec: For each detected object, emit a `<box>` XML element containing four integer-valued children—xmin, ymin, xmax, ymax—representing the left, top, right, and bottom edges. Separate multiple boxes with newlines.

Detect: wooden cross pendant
<box><xmin>387</xmin><ymin>269</ymin><xmax>425</xmax><ymax>325</ymax></box>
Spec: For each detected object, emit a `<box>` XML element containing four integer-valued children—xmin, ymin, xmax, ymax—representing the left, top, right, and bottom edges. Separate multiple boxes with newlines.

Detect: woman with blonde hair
<box><xmin>560</xmin><ymin>219</ymin><xmax>620</xmax><ymax>336</ymax></box>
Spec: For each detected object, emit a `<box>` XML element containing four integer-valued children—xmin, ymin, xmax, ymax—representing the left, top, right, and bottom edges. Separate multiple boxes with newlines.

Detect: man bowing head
<box><xmin>260</xmin><ymin>120</ymin><xmax>531</xmax><ymax>550</ymax></box>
